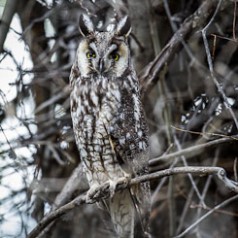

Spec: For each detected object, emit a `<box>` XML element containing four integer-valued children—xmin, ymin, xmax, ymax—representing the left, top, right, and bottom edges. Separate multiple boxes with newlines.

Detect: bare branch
<box><xmin>0</xmin><ymin>0</ymin><xmax>18</xmax><ymax>53</ymax></box>
<box><xmin>139</xmin><ymin>0</ymin><xmax>231</xmax><ymax>93</ymax></box>
<box><xmin>53</xmin><ymin>164</ymin><xmax>88</xmax><ymax>209</ymax></box>
<box><xmin>201</xmin><ymin>0</ymin><xmax>238</xmax><ymax>130</ymax></box>
<box><xmin>175</xmin><ymin>194</ymin><xmax>238</xmax><ymax>238</ymax></box>
<box><xmin>35</xmin><ymin>86</ymin><xmax>70</xmax><ymax>114</ymax></box>
<box><xmin>27</xmin><ymin>166</ymin><xmax>238</xmax><ymax>238</ymax></box>
<box><xmin>149</xmin><ymin>137</ymin><xmax>234</xmax><ymax>166</ymax></box>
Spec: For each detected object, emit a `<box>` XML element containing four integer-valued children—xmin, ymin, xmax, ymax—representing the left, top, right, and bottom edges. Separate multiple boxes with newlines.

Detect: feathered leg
<box><xmin>109</xmin><ymin>182</ymin><xmax>151</xmax><ymax>238</ymax></box>
<box><xmin>133</xmin><ymin>181</ymin><xmax>151</xmax><ymax>238</ymax></box>
<box><xmin>110</xmin><ymin>189</ymin><xmax>135</xmax><ymax>238</ymax></box>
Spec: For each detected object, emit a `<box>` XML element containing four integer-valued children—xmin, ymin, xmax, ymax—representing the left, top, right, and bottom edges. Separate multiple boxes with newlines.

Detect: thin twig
<box><xmin>233</xmin><ymin>0</ymin><xmax>237</xmax><ymax>41</ymax></box>
<box><xmin>234</xmin><ymin>157</ymin><xmax>238</xmax><ymax>182</ymax></box>
<box><xmin>149</xmin><ymin>137</ymin><xmax>234</xmax><ymax>166</ymax></box>
<box><xmin>173</xmin><ymin>134</ymin><xmax>204</xmax><ymax>206</ymax></box>
<box><xmin>201</xmin><ymin>0</ymin><xmax>238</xmax><ymax>130</ymax></box>
<box><xmin>139</xmin><ymin>0</ymin><xmax>231</xmax><ymax>93</ymax></box>
<box><xmin>27</xmin><ymin>166</ymin><xmax>238</xmax><ymax>238</ymax></box>
<box><xmin>174</xmin><ymin>194</ymin><xmax>238</xmax><ymax>237</ymax></box>
<box><xmin>194</xmin><ymin>150</ymin><xmax>219</xmax><ymax>236</ymax></box>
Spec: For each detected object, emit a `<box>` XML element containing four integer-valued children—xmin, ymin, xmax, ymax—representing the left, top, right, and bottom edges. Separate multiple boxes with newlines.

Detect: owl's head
<box><xmin>76</xmin><ymin>14</ymin><xmax>131</xmax><ymax>78</ymax></box>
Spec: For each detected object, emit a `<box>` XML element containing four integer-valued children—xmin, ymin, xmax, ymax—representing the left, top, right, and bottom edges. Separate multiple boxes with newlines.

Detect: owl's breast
<box><xmin>71</xmin><ymin>74</ymin><xmax>149</xmax><ymax>157</ymax></box>
<box><xmin>70</xmin><ymin>76</ymin><xmax>122</xmax><ymax>146</ymax></box>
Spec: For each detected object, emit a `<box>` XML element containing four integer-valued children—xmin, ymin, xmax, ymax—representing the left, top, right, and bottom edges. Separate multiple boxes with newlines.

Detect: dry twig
<box><xmin>149</xmin><ymin>137</ymin><xmax>234</xmax><ymax>166</ymax></box>
<box><xmin>174</xmin><ymin>194</ymin><xmax>238</xmax><ymax>238</ymax></box>
<box><xmin>27</xmin><ymin>166</ymin><xmax>238</xmax><ymax>238</ymax></box>
<box><xmin>139</xmin><ymin>0</ymin><xmax>231</xmax><ymax>93</ymax></box>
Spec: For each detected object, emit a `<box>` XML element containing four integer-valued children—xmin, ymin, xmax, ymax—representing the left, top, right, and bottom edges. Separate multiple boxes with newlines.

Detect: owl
<box><xmin>70</xmin><ymin>14</ymin><xmax>151</xmax><ymax>238</ymax></box>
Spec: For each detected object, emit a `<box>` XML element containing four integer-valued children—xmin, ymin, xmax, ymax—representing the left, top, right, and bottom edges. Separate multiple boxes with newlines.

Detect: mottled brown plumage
<box><xmin>70</xmin><ymin>14</ymin><xmax>150</xmax><ymax>238</ymax></box>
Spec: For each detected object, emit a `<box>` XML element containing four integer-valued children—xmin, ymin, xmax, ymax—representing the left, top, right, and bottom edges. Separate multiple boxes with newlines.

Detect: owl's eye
<box><xmin>110</xmin><ymin>52</ymin><xmax>120</xmax><ymax>61</ymax></box>
<box><xmin>86</xmin><ymin>51</ymin><xmax>96</xmax><ymax>59</ymax></box>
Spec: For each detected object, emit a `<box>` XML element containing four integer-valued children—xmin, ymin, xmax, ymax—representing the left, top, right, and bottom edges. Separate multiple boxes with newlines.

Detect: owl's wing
<box><xmin>109</xmin><ymin>130</ymin><xmax>151</xmax><ymax>236</ymax></box>
<box><xmin>108</xmin><ymin>89</ymin><xmax>150</xmax><ymax>175</ymax></box>
<box><xmin>107</xmin><ymin>77</ymin><xmax>151</xmax><ymax>235</ymax></box>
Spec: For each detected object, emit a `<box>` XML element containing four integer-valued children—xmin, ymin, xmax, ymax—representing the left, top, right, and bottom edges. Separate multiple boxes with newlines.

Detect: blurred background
<box><xmin>0</xmin><ymin>0</ymin><xmax>238</xmax><ymax>237</ymax></box>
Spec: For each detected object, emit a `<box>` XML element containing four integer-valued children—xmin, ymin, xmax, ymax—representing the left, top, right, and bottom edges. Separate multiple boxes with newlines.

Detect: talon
<box><xmin>144</xmin><ymin>231</ymin><xmax>152</xmax><ymax>238</ymax></box>
<box><xmin>122</xmin><ymin>173</ymin><xmax>131</xmax><ymax>186</ymax></box>
<box><xmin>109</xmin><ymin>180</ymin><xmax>117</xmax><ymax>198</ymax></box>
<box><xmin>109</xmin><ymin>175</ymin><xmax>131</xmax><ymax>198</ymax></box>
<box><xmin>117</xmin><ymin>174</ymin><xmax>131</xmax><ymax>188</ymax></box>
<box><xmin>86</xmin><ymin>184</ymin><xmax>100</xmax><ymax>203</ymax></box>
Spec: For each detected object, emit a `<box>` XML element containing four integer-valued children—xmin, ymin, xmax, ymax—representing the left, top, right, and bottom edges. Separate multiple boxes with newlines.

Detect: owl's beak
<box><xmin>98</xmin><ymin>58</ymin><xmax>105</xmax><ymax>74</ymax></box>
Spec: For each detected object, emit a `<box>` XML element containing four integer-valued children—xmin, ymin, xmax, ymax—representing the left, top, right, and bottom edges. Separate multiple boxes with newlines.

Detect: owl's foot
<box><xmin>144</xmin><ymin>231</ymin><xmax>152</xmax><ymax>238</ymax></box>
<box><xmin>85</xmin><ymin>175</ymin><xmax>132</xmax><ymax>202</ymax></box>
<box><xmin>109</xmin><ymin>174</ymin><xmax>131</xmax><ymax>198</ymax></box>
<box><xmin>85</xmin><ymin>184</ymin><xmax>101</xmax><ymax>203</ymax></box>
<box><xmin>108</xmin><ymin>180</ymin><xmax>117</xmax><ymax>198</ymax></box>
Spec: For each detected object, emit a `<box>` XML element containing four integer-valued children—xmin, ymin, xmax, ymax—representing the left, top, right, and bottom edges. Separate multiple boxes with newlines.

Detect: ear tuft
<box><xmin>116</xmin><ymin>16</ymin><xmax>131</xmax><ymax>37</ymax></box>
<box><xmin>79</xmin><ymin>14</ymin><xmax>94</xmax><ymax>36</ymax></box>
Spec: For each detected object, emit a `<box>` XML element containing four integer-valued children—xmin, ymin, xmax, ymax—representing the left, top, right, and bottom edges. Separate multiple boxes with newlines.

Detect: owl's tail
<box><xmin>110</xmin><ymin>189</ymin><xmax>135</xmax><ymax>238</ymax></box>
<box><xmin>110</xmin><ymin>183</ymin><xmax>151</xmax><ymax>238</ymax></box>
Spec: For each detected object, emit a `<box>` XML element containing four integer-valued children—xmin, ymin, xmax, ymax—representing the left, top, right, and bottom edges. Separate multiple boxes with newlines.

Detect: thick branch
<box><xmin>53</xmin><ymin>164</ymin><xmax>88</xmax><ymax>209</ymax></box>
<box><xmin>0</xmin><ymin>0</ymin><xmax>18</xmax><ymax>53</ymax></box>
<box><xmin>139</xmin><ymin>0</ymin><xmax>230</xmax><ymax>93</ymax></box>
<box><xmin>27</xmin><ymin>166</ymin><xmax>238</xmax><ymax>238</ymax></box>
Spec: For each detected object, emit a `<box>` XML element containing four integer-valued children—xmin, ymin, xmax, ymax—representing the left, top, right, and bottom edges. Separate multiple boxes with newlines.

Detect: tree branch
<box><xmin>139</xmin><ymin>0</ymin><xmax>231</xmax><ymax>94</ymax></box>
<box><xmin>149</xmin><ymin>137</ymin><xmax>235</xmax><ymax>167</ymax></box>
<box><xmin>175</xmin><ymin>194</ymin><xmax>238</xmax><ymax>238</ymax></box>
<box><xmin>27</xmin><ymin>166</ymin><xmax>238</xmax><ymax>238</ymax></box>
<box><xmin>53</xmin><ymin>164</ymin><xmax>88</xmax><ymax>209</ymax></box>
<box><xmin>0</xmin><ymin>0</ymin><xmax>18</xmax><ymax>53</ymax></box>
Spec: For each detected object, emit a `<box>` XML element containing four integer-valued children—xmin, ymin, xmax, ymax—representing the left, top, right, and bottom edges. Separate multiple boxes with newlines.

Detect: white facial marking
<box><xmin>77</xmin><ymin>40</ymin><xmax>90</xmax><ymax>77</ymax></box>
<box><xmin>114</xmin><ymin>43</ymin><xmax>129</xmax><ymax>77</ymax></box>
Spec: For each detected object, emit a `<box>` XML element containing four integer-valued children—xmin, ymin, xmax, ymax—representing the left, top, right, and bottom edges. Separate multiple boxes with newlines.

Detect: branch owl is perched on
<box><xmin>70</xmin><ymin>14</ymin><xmax>151</xmax><ymax>238</ymax></box>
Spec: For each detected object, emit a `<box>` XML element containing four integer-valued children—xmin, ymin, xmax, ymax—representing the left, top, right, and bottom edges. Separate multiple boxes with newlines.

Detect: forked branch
<box><xmin>28</xmin><ymin>166</ymin><xmax>238</xmax><ymax>238</ymax></box>
<box><xmin>139</xmin><ymin>0</ymin><xmax>231</xmax><ymax>93</ymax></box>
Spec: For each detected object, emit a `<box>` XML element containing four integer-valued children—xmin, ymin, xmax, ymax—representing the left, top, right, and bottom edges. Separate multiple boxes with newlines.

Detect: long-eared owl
<box><xmin>70</xmin><ymin>14</ymin><xmax>151</xmax><ymax>238</ymax></box>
